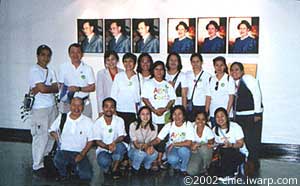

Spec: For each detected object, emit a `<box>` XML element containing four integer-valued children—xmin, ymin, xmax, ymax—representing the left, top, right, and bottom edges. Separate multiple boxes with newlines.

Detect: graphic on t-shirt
<box><xmin>170</xmin><ymin>131</ymin><xmax>186</xmax><ymax>143</ymax></box>
<box><xmin>153</xmin><ymin>86</ymin><xmax>169</xmax><ymax>100</ymax></box>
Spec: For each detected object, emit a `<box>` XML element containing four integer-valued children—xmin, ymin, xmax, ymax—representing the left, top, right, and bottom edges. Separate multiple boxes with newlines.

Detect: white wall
<box><xmin>1</xmin><ymin>0</ymin><xmax>300</xmax><ymax>144</ymax></box>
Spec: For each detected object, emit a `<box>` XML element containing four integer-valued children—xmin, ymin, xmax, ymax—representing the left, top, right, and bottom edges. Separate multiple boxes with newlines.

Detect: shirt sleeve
<box><xmin>234</xmin><ymin>123</ymin><xmax>244</xmax><ymax>141</ymax></box>
<box><xmin>29</xmin><ymin>68</ymin><xmax>43</xmax><ymax>88</ymax></box>
<box><xmin>117</xmin><ymin>117</ymin><xmax>127</xmax><ymax>137</ymax></box>
<box><xmin>141</xmin><ymin>81</ymin><xmax>150</xmax><ymax>99</ymax></box>
<box><xmin>87</xmin><ymin>66</ymin><xmax>96</xmax><ymax>85</ymax></box>
<box><xmin>205</xmin><ymin>127</ymin><xmax>215</xmax><ymax>141</ymax></box>
<box><xmin>228</xmin><ymin>76</ymin><xmax>235</xmax><ymax>95</ymax></box>
<box><xmin>110</xmin><ymin>74</ymin><xmax>119</xmax><ymax>101</ymax></box>
<box><xmin>92</xmin><ymin>120</ymin><xmax>102</xmax><ymax>141</ymax></box>
<box><xmin>203</xmin><ymin>73</ymin><xmax>211</xmax><ymax>96</ymax></box>
<box><xmin>185</xmin><ymin>123</ymin><xmax>195</xmax><ymax>141</ymax></box>
<box><xmin>167</xmin><ymin>83</ymin><xmax>177</xmax><ymax>101</ymax></box>
<box><xmin>87</xmin><ymin>121</ymin><xmax>94</xmax><ymax>142</ymax></box>
<box><xmin>157</xmin><ymin>123</ymin><xmax>170</xmax><ymax>140</ymax></box>
<box><xmin>48</xmin><ymin>114</ymin><xmax>61</xmax><ymax>133</ymax></box>
<box><xmin>180</xmin><ymin>72</ymin><xmax>188</xmax><ymax>88</ymax></box>
<box><xmin>129</xmin><ymin>122</ymin><xmax>137</xmax><ymax>142</ymax></box>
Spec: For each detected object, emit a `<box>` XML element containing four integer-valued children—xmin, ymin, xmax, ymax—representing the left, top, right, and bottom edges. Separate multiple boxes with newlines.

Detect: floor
<box><xmin>0</xmin><ymin>141</ymin><xmax>299</xmax><ymax>186</ymax></box>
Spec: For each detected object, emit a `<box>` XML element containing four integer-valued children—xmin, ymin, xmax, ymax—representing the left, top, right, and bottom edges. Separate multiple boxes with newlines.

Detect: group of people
<box><xmin>28</xmin><ymin>43</ymin><xmax>263</xmax><ymax>181</ymax></box>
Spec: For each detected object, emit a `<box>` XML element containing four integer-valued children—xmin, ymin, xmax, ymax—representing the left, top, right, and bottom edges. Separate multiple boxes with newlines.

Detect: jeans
<box><xmin>167</xmin><ymin>146</ymin><xmax>191</xmax><ymax>171</ymax></box>
<box><xmin>128</xmin><ymin>148</ymin><xmax>158</xmax><ymax>170</ymax></box>
<box><xmin>96</xmin><ymin>142</ymin><xmax>127</xmax><ymax>173</ymax></box>
<box><xmin>54</xmin><ymin>150</ymin><xmax>92</xmax><ymax>180</ymax></box>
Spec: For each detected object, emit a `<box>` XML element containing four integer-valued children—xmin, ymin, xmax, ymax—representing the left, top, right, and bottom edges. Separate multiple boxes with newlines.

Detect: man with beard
<box><xmin>93</xmin><ymin>97</ymin><xmax>127</xmax><ymax>179</ymax></box>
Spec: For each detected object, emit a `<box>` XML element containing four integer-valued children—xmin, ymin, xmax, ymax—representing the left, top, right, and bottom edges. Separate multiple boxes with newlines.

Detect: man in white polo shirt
<box><xmin>29</xmin><ymin>45</ymin><xmax>59</xmax><ymax>176</ymax></box>
<box><xmin>58</xmin><ymin>43</ymin><xmax>95</xmax><ymax>118</ymax></box>
<box><xmin>93</xmin><ymin>97</ymin><xmax>127</xmax><ymax>179</ymax></box>
<box><xmin>49</xmin><ymin>97</ymin><xmax>94</xmax><ymax>181</ymax></box>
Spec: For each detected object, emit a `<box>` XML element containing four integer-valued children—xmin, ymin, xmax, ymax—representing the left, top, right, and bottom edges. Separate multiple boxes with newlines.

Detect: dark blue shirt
<box><xmin>232</xmin><ymin>36</ymin><xmax>258</xmax><ymax>53</ymax></box>
<box><xmin>201</xmin><ymin>36</ymin><xmax>225</xmax><ymax>53</ymax></box>
<box><xmin>170</xmin><ymin>37</ymin><xmax>194</xmax><ymax>53</ymax></box>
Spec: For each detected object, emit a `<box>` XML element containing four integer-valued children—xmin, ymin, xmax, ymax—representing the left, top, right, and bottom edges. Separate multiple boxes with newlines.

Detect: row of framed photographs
<box><xmin>78</xmin><ymin>17</ymin><xmax>259</xmax><ymax>54</ymax></box>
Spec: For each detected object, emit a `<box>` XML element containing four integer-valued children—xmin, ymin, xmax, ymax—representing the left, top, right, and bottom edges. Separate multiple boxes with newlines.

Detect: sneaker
<box><xmin>112</xmin><ymin>171</ymin><xmax>121</xmax><ymax>179</ymax></box>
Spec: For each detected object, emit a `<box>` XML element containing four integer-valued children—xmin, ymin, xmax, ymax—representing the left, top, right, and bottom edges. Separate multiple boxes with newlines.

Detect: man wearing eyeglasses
<box><xmin>136</xmin><ymin>20</ymin><xmax>159</xmax><ymax>53</ymax></box>
<box><xmin>107</xmin><ymin>20</ymin><xmax>130</xmax><ymax>53</ymax></box>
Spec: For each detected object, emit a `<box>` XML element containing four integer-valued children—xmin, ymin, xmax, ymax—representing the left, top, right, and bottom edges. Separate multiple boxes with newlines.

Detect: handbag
<box><xmin>44</xmin><ymin>113</ymin><xmax>67</xmax><ymax>177</ymax></box>
<box><xmin>187</xmin><ymin>71</ymin><xmax>204</xmax><ymax>112</ymax></box>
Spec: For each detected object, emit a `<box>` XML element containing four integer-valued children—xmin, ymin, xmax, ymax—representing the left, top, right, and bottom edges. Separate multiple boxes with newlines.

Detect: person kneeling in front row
<box><xmin>49</xmin><ymin>97</ymin><xmax>94</xmax><ymax>181</ymax></box>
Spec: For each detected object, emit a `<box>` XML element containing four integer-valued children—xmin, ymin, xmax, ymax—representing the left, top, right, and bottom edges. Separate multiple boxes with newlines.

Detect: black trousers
<box><xmin>116</xmin><ymin>111</ymin><xmax>137</xmax><ymax>144</ymax></box>
<box><xmin>219</xmin><ymin>148</ymin><xmax>245</xmax><ymax>177</ymax></box>
<box><xmin>187</xmin><ymin>105</ymin><xmax>205</xmax><ymax>122</ymax></box>
<box><xmin>234</xmin><ymin>114</ymin><xmax>262</xmax><ymax>167</ymax></box>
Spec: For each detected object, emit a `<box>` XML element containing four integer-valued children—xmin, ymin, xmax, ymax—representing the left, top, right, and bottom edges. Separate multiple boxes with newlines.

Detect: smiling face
<box><xmin>215</xmin><ymin>110</ymin><xmax>228</xmax><ymax>129</ymax></box>
<box><xmin>37</xmin><ymin>49</ymin><xmax>51</xmax><ymax>67</ymax></box>
<box><xmin>105</xmin><ymin>54</ymin><xmax>118</xmax><ymax>69</ymax></box>
<box><xmin>176</xmin><ymin>25</ymin><xmax>187</xmax><ymax>39</ymax></box>
<box><xmin>123</xmin><ymin>57</ymin><xmax>136</xmax><ymax>72</ymax></box>
<box><xmin>140</xmin><ymin>56</ymin><xmax>151</xmax><ymax>72</ymax></box>
<box><xmin>230</xmin><ymin>64</ymin><xmax>244</xmax><ymax>80</ymax></box>
<box><xmin>195</xmin><ymin>113</ymin><xmax>207</xmax><ymax>127</ymax></box>
<box><xmin>103</xmin><ymin>100</ymin><xmax>115</xmax><ymax>118</ymax></box>
<box><xmin>139</xmin><ymin>108</ymin><xmax>151</xmax><ymax>123</ymax></box>
<box><xmin>172</xmin><ymin>108</ymin><xmax>184</xmax><ymax>126</ymax></box>
<box><xmin>70</xmin><ymin>98</ymin><xmax>83</xmax><ymax>118</ymax></box>
<box><xmin>69</xmin><ymin>46</ymin><xmax>83</xmax><ymax>63</ymax></box>
<box><xmin>207</xmin><ymin>24</ymin><xmax>217</xmax><ymax>37</ymax></box>
<box><xmin>191</xmin><ymin>56</ymin><xmax>202</xmax><ymax>72</ymax></box>
<box><xmin>153</xmin><ymin>64</ymin><xmax>165</xmax><ymax>81</ymax></box>
<box><xmin>238</xmin><ymin>23</ymin><xmax>250</xmax><ymax>38</ymax></box>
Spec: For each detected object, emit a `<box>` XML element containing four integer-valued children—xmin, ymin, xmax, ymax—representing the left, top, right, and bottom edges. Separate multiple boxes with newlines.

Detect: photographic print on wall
<box><xmin>168</xmin><ymin>18</ymin><xmax>196</xmax><ymax>54</ymax></box>
<box><xmin>105</xmin><ymin>19</ymin><xmax>131</xmax><ymax>53</ymax></box>
<box><xmin>132</xmin><ymin>18</ymin><xmax>160</xmax><ymax>53</ymax></box>
<box><xmin>198</xmin><ymin>17</ymin><xmax>227</xmax><ymax>53</ymax></box>
<box><xmin>229</xmin><ymin>17</ymin><xmax>259</xmax><ymax>54</ymax></box>
<box><xmin>78</xmin><ymin>19</ymin><xmax>103</xmax><ymax>53</ymax></box>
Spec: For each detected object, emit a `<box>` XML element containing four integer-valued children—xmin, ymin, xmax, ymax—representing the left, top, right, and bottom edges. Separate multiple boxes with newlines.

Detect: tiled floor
<box><xmin>0</xmin><ymin>141</ymin><xmax>299</xmax><ymax>186</ymax></box>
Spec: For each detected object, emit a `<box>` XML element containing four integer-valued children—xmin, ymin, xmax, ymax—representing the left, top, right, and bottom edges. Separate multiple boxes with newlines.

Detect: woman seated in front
<box><xmin>149</xmin><ymin>105</ymin><xmax>194</xmax><ymax>175</ymax></box>
<box><xmin>128</xmin><ymin>106</ymin><xmax>158</xmax><ymax>173</ymax></box>
<box><xmin>187</xmin><ymin>111</ymin><xmax>214</xmax><ymax>176</ymax></box>
<box><xmin>213</xmin><ymin>107</ymin><xmax>248</xmax><ymax>179</ymax></box>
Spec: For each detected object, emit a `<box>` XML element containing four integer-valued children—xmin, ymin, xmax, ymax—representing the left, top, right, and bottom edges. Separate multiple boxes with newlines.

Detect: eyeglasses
<box><xmin>215</xmin><ymin>81</ymin><xmax>219</xmax><ymax>91</ymax></box>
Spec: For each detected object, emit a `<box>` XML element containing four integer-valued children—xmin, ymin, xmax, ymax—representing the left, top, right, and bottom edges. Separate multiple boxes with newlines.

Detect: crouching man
<box><xmin>49</xmin><ymin>97</ymin><xmax>94</xmax><ymax>181</ymax></box>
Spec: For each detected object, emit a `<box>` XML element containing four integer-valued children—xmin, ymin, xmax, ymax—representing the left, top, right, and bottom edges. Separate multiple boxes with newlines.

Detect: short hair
<box><xmin>122</xmin><ymin>53</ymin><xmax>137</xmax><ymax>65</ymax></box>
<box><xmin>137</xmin><ymin>53</ymin><xmax>153</xmax><ymax>73</ymax></box>
<box><xmin>36</xmin><ymin>44</ymin><xmax>52</xmax><ymax>56</ymax></box>
<box><xmin>71</xmin><ymin>97</ymin><xmax>84</xmax><ymax>107</ymax></box>
<box><xmin>102</xmin><ymin>97</ymin><xmax>116</xmax><ymax>108</ymax></box>
<box><xmin>190</xmin><ymin>53</ymin><xmax>203</xmax><ymax>62</ymax></box>
<box><xmin>213</xmin><ymin>56</ymin><xmax>228</xmax><ymax>74</ymax></box>
<box><xmin>104</xmin><ymin>51</ymin><xmax>119</xmax><ymax>64</ymax></box>
<box><xmin>237</xmin><ymin>20</ymin><xmax>251</xmax><ymax>30</ymax></box>
<box><xmin>170</xmin><ymin>105</ymin><xmax>187</xmax><ymax>122</ymax></box>
<box><xmin>150</xmin><ymin>60</ymin><xmax>166</xmax><ymax>80</ymax></box>
<box><xmin>230</xmin><ymin>61</ymin><xmax>244</xmax><ymax>72</ymax></box>
<box><xmin>206</xmin><ymin>20</ymin><xmax>219</xmax><ymax>30</ymax></box>
<box><xmin>68</xmin><ymin>43</ymin><xmax>83</xmax><ymax>54</ymax></box>
<box><xmin>139</xmin><ymin>19</ymin><xmax>151</xmax><ymax>27</ymax></box>
<box><xmin>166</xmin><ymin>52</ymin><xmax>182</xmax><ymax>71</ymax></box>
<box><xmin>176</xmin><ymin>21</ymin><xmax>189</xmax><ymax>31</ymax></box>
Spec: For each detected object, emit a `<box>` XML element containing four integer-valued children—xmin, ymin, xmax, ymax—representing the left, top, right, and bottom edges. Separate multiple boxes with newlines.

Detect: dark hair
<box><xmin>190</xmin><ymin>53</ymin><xmax>203</xmax><ymax>62</ymax></box>
<box><xmin>136</xmin><ymin>106</ymin><xmax>155</xmax><ymax>131</ymax></box>
<box><xmin>206</xmin><ymin>20</ymin><xmax>219</xmax><ymax>30</ymax></box>
<box><xmin>170</xmin><ymin>105</ymin><xmax>186</xmax><ymax>123</ymax></box>
<box><xmin>166</xmin><ymin>52</ymin><xmax>182</xmax><ymax>71</ymax></box>
<box><xmin>71</xmin><ymin>97</ymin><xmax>84</xmax><ymax>107</ymax></box>
<box><xmin>110</xmin><ymin>20</ymin><xmax>124</xmax><ymax>33</ymax></box>
<box><xmin>176</xmin><ymin>21</ymin><xmax>189</xmax><ymax>31</ymax></box>
<box><xmin>237</xmin><ymin>20</ymin><xmax>251</xmax><ymax>30</ymax></box>
<box><xmin>137</xmin><ymin>53</ymin><xmax>153</xmax><ymax>73</ymax></box>
<box><xmin>68</xmin><ymin>43</ymin><xmax>83</xmax><ymax>54</ymax></box>
<box><xmin>230</xmin><ymin>61</ymin><xmax>244</xmax><ymax>72</ymax></box>
<box><xmin>139</xmin><ymin>19</ymin><xmax>151</xmax><ymax>27</ymax></box>
<box><xmin>213</xmin><ymin>56</ymin><xmax>228</xmax><ymax>74</ymax></box>
<box><xmin>122</xmin><ymin>53</ymin><xmax>137</xmax><ymax>65</ymax></box>
<box><xmin>37</xmin><ymin>44</ymin><xmax>52</xmax><ymax>56</ymax></box>
<box><xmin>102</xmin><ymin>97</ymin><xmax>116</xmax><ymax>108</ymax></box>
<box><xmin>104</xmin><ymin>51</ymin><xmax>119</xmax><ymax>64</ymax></box>
<box><xmin>195</xmin><ymin>111</ymin><xmax>210</xmax><ymax>128</ymax></box>
<box><xmin>214</xmin><ymin>107</ymin><xmax>230</xmax><ymax>136</ymax></box>
<box><xmin>150</xmin><ymin>61</ymin><xmax>166</xmax><ymax>80</ymax></box>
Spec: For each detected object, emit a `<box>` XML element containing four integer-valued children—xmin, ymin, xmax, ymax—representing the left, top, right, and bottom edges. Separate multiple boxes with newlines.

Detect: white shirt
<box><xmin>213</xmin><ymin>122</ymin><xmax>248</xmax><ymax>156</ymax></box>
<box><xmin>158</xmin><ymin>121</ymin><xmax>194</xmax><ymax>146</ymax></box>
<box><xmin>166</xmin><ymin>71</ymin><xmax>188</xmax><ymax>105</ymax></box>
<box><xmin>93</xmin><ymin>115</ymin><xmax>127</xmax><ymax>154</ymax></box>
<box><xmin>193</xmin><ymin>125</ymin><xmax>214</xmax><ymax>144</ymax></box>
<box><xmin>207</xmin><ymin>74</ymin><xmax>235</xmax><ymax>117</ymax></box>
<box><xmin>111</xmin><ymin>72</ymin><xmax>140</xmax><ymax>113</ymax></box>
<box><xmin>49</xmin><ymin>113</ymin><xmax>94</xmax><ymax>152</ymax></box>
<box><xmin>186</xmin><ymin>70</ymin><xmax>211</xmax><ymax>106</ymax></box>
<box><xmin>58</xmin><ymin>61</ymin><xmax>95</xmax><ymax>98</ymax></box>
<box><xmin>141</xmin><ymin>79</ymin><xmax>176</xmax><ymax>124</ymax></box>
<box><xmin>96</xmin><ymin>68</ymin><xmax>124</xmax><ymax>113</ymax></box>
<box><xmin>29</xmin><ymin>64</ymin><xmax>57</xmax><ymax>109</ymax></box>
